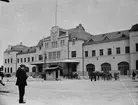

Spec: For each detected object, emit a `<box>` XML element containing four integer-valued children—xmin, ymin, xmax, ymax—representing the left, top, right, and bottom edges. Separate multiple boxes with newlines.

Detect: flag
<box><xmin>0</xmin><ymin>0</ymin><xmax>9</xmax><ymax>3</ymax></box>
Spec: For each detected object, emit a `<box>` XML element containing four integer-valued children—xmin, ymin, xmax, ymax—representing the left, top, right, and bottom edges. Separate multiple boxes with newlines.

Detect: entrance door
<box><xmin>101</xmin><ymin>63</ymin><xmax>111</xmax><ymax>72</ymax></box>
<box><xmin>118</xmin><ymin>62</ymin><xmax>129</xmax><ymax>75</ymax></box>
<box><xmin>71</xmin><ymin>63</ymin><xmax>77</xmax><ymax>72</ymax></box>
<box><xmin>38</xmin><ymin>64</ymin><xmax>43</xmax><ymax>72</ymax></box>
<box><xmin>86</xmin><ymin>64</ymin><xmax>95</xmax><ymax>76</ymax></box>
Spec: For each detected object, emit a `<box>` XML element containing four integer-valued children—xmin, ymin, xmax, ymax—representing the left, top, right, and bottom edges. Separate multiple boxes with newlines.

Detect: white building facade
<box><xmin>3</xmin><ymin>24</ymin><xmax>138</xmax><ymax>76</ymax></box>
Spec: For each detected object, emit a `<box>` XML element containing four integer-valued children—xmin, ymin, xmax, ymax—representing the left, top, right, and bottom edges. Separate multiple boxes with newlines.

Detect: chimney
<box><xmin>20</xmin><ymin>42</ymin><xmax>23</xmax><ymax>45</ymax></box>
<box><xmin>8</xmin><ymin>45</ymin><xmax>12</xmax><ymax>51</ymax></box>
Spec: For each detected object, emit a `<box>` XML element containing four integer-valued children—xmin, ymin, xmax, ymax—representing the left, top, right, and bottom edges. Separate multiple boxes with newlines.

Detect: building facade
<box><xmin>3</xmin><ymin>24</ymin><xmax>138</xmax><ymax>76</ymax></box>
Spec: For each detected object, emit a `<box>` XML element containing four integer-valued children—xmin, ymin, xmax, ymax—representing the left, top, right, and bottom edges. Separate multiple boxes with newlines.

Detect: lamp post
<box><xmin>43</xmin><ymin>51</ymin><xmax>47</xmax><ymax>80</ymax></box>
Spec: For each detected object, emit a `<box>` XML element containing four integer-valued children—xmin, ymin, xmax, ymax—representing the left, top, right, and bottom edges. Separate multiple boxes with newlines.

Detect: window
<box><xmin>24</xmin><ymin>58</ymin><xmax>26</xmax><ymax>62</ymax></box>
<box><xmin>8</xmin><ymin>68</ymin><xmax>9</xmax><ymax>73</ymax></box>
<box><xmin>11</xmin><ymin>58</ymin><xmax>12</xmax><ymax>63</ymax></box>
<box><xmin>10</xmin><ymin>68</ymin><xmax>12</xmax><ymax>73</ymax></box>
<box><xmin>39</xmin><ymin>46</ymin><xmax>41</xmax><ymax>50</ymax></box>
<box><xmin>136</xmin><ymin>60</ymin><xmax>138</xmax><ymax>70</ymax></box>
<box><xmin>28</xmin><ymin>57</ymin><xmax>30</xmax><ymax>62</ymax></box>
<box><xmin>45</xmin><ymin>43</ymin><xmax>49</xmax><ymax>48</ymax></box>
<box><xmin>99</xmin><ymin>49</ymin><xmax>103</xmax><ymax>56</ymax></box>
<box><xmin>53</xmin><ymin>52</ymin><xmax>56</xmax><ymax>59</ymax></box>
<box><xmin>57</xmin><ymin>51</ymin><xmax>60</xmax><ymax>59</ymax></box>
<box><xmin>32</xmin><ymin>57</ymin><xmax>34</xmax><ymax>62</ymax></box>
<box><xmin>60</xmin><ymin>40</ymin><xmax>65</xmax><ymax>47</ymax></box>
<box><xmin>21</xmin><ymin>58</ymin><xmax>23</xmax><ymax>63</ymax></box>
<box><xmin>52</xmin><ymin>41</ymin><xmax>58</xmax><ymax>48</ymax></box>
<box><xmin>39</xmin><ymin>55</ymin><xmax>43</xmax><ymax>60</ymax></box>
<box><xmin>136</xmin><ymin>43</ymin><xmax>138</xmax><ymax>52</ymax></box>
<box><xmin>55</xmin><ymin>41</ymin><xmax>58</xmax><ymax>48</ymax></box>
<box><xmin>71</xmin><ymin>51</ymin><xmax>76</xmax><ymax>57</ymax></box>
<box><xmin>48</xmin><ymin>52</ymin><xmax>52</xmax><ymax>60</ymax></box>
<box><xmin>18</xmin><ymin>59</ymin><xmax>19</xmax><ymax>63</ymax></box>
<box><xmin>5</xmin><ymin>68</ymin><xmax>6</xmax><ymax>73</ymax></box>
<box><xmin>5</xmin><ymin>59</ymin><xmax>7</xmax><ymax>64</ymax></box>
<box><xmin>92</xmin><ymin>50</ymin><xmax>96</xmax><ymax>56</ymax></box>
<box><xmin>125</xmin><ymin>46</ymin><xmax>130</xmax><ymax>53</ymax></box>
<box><xmin>85</xmin><ymin>51</ymin><xmax>88</xmax><ymax>57</ymax></box>
<box><xmin>72</xmin><ymin>40</ymin><xmax>75</xmax><ymax>45</ymax></box>
<box><xmin>116</xmin><ymin>47</ymin><xmax>120</xmax><ymax>54</ymax></box>
<box><xmin>108</xmin><ymin>48</ymin><xmax>112</xmax><ymax>55</ymax></box>
<box><xmin>8</xmin><ymin>59</ymin><xmax>9</xmax><ymax>63</ymax></box>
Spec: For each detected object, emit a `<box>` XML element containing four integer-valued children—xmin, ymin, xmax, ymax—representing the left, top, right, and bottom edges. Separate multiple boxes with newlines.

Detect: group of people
<box><xmin>89</xmin><ymin>71</ymin><xmax>119</xmax><ymax>81</ymax></box>
<box><xmin>0</xmin><ymin>65</ymin><xmax>138</xmax><ymax>104</ymax></box>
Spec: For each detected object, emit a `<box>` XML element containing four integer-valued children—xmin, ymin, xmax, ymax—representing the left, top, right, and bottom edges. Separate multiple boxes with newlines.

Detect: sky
<box><xmin>0</xmin><ymin>0</ymin><xmax>138</xmax><ymax>65</ymax></box>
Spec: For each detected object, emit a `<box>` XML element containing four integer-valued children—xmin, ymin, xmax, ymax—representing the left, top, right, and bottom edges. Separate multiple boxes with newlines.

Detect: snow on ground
<box><xmin>0</xmin><ymin>77</ymin><xmax>138</xmax><ymax>105</ymax></box>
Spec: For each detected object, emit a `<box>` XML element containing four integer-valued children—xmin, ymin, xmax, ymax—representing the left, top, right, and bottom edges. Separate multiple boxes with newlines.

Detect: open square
<box><xmin>0</xmin><ymin>77</ymin><xmax>138</xmax><ymax>105</ymax></box>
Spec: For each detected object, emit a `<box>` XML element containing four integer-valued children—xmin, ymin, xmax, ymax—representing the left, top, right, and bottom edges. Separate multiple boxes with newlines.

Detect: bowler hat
<box><xmin>20</xmin><ymin>64</ymin><xmax>26</xmax><ymax>67</ymax></box>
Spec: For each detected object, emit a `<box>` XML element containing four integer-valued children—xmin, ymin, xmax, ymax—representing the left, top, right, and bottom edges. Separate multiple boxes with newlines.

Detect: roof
<box><xmin>68</xmin><ymin>24</ymin><xmax>93</xmax><ymax>41</ymax></box>
<box><xmin>4</xmin><ymin>45</ymin><xmax>28</xmax><ymax>53</ymax></box>
<box><xmin>84</xmin><ymin>30</ymin><xmax>129</xmax><ymax>45</ymax></box>
<box><xmin>129</xmin><ymin>23</ymin><xmax>138</xmax><ymax>32</ymax></box>
<box><xmin>37</xmin><ymin>36</ymin><xmax>51</xmax><ymax>47</ymax></box>
<box><xmin>36</xmin><ymin>24</ymin><xmax>93</xmax><ymax>47</ymax></box>
<box><xmin>17</xmin><ymin>46</ymin><xmax>36</xmax><ymax>55</ymax></box>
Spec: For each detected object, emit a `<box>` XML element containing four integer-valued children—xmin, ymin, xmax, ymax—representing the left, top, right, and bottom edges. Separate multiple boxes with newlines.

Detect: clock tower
<box><xmin>51</xmin><ymin>26</ymin><xmax>59</xmax><ymax>42</ymax></box>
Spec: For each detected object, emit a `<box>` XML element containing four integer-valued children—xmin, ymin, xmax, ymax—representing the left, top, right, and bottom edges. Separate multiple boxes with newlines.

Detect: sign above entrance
<box><xmin>51</xmin><ymin>26</ymin><xmax>59</xmax><ymax>41</ymax></box>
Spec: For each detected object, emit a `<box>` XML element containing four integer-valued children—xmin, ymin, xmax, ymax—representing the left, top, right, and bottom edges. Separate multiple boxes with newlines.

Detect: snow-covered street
<box><xmin>0</xmin><ymin>77</ymin><xmax>138</xmax><ymax>105</ymax></box>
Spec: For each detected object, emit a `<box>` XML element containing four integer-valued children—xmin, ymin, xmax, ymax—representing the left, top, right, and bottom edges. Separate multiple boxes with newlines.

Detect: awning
<box><xmin>30</xmin><ymin>59</ymin><xmax>79</xmax><ymax>65</ymax></box>
<box><xmin>44</xmin><ymin>66</ymin><xmax>61</xmax><ymax>72</ymax></box>
<box><xmin>61</xmin><ymin>59</ymin><xmax>79</xmax><ymax>63</ymax></box>
<box><xmin>30</xmin><ymin>61</ymin><xmax>44</xmax><ymax>65</ymax></box>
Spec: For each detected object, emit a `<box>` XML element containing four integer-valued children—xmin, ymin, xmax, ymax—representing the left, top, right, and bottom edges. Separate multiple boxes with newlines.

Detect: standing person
<box><xmin>0</xmin><ymin>69</ymin><xmax>5</xmax><ymax>86</ymax></box>
<box><xmin>132</xmin><ymin>71</ymin><xmax>136</xmax><ymax>80</ymax></box>
<box><xmin>16</xmin><ymin>65</ymin><xmax>28</xmax><ymax>104</ymax></box>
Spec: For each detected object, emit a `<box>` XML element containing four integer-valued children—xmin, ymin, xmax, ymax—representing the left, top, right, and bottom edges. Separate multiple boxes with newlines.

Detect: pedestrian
<box><xmin>0</xmin><ymin>69</ymin><xmax>5</xmax><ymax>86</ymax></box>
<box><xmin>16</xmin><ymin>64</ymin><xmax>28</xmax><ymax>104</ymax></box>
<box><xmin>132</xmin><ymin>71</ymin><xmax>136</xmax><ymax>80</ymax></box>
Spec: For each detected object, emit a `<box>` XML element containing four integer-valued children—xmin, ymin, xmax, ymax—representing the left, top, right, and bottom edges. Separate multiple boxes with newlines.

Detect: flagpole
<box><xmin>55</xmin><ymin>0</ymin><xmax>57</xmax><ymax>26</ymax></box>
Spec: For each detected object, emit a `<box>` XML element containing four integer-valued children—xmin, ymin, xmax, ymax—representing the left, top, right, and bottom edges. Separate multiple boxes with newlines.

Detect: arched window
<box><xmin>118</xmin><ymin>61</ymin><xmax>129</xmax><ymax>75</ymax></box>
<box><xmin>136</xmin><ymin>60</ymin><xmax>138</xmax><ymax>70</ymax></box>
<box><xmin>32</xmin><ymin>66</ymin><xmax>36</xmax><ymax>72</ymax></box>
<box><xmin>86</xmin><ymin>64</ymin><xmax>95</xmax><ymax>72</ymax></box>
<box><xmin>8</xmin><ymin>68</ymin><xmax>9</xmax><ymax>73</ymax></box>
<box><xmin>25</xmin><ymin>67</ymin><xmax>29</xmax><ymax>72</ymax></box>
<box><xmin>5</xmin><ymin>68</ymin><xmax>6</xmax><ymax>73</ymax></box>
<box><xmin>101</xmin><ymin>63</ymin><xmax>111</xmax><ymax>72</ymax></box>
<box><xmin>10</xmin><ymin>67</ymin><xmax>12</xmax><ymax>73</ymax></box>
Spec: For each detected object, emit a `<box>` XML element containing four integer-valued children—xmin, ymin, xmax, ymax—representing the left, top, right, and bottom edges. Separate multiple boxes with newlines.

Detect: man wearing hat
<box><xmin>0</xmin><ymin>68</ymin><xmax>5</xmax><ymax>86</ymax></box>
<box><xmin>16</xmin><ymin>64</ymin><xmax>28</xmax><ymax>104</ymax></box>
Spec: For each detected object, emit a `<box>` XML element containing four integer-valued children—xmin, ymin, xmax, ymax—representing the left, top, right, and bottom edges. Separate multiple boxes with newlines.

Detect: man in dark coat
<box><xmin>16</xmin><ymin>65</ymin><xmax>28</xmax><ymax>104</ymax></box>
<box><xmin>0</xmin><ymin>69</ymin><xmax>5</xmax><ymax>86</ymax></box>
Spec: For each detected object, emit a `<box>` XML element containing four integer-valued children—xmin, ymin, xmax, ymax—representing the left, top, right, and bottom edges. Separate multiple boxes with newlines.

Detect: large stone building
<box><xmin>3</xmin><ymin>24</ymin><xmax>138</xmax><ymax>76</ymax></box>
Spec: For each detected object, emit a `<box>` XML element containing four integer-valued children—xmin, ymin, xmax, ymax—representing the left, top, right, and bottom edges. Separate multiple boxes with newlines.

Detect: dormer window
<box><xmin>117</xmin><ymin>32</ymin><xmax>121</xmax><ymax>34</ymax></box>
<box><xmin>103</xmin><ymin>36</ymin><xmax>109</xmax><ymax>41</ymax></box>
<box><xmin>39</xmin><ymin>46</ymin><xmax>41</xmax><ymax>50</ymax></box>
<box><xmin>121</xmin><ymin>34</ymin><xmax>126</xmax><ymax>38</ymax></box>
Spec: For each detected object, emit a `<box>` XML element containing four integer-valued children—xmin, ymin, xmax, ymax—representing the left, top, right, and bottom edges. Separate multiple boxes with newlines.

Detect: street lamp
<box><xmin>43</xmin><ymin>51</ymin><xmax>47</xmax><ymax>69</ymax></box>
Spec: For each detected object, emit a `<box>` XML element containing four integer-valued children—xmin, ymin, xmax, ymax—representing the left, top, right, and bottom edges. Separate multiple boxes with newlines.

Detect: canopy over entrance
<box><xmin>31</xmin><ymin>59</ymin><xmax>79</xmax><ymax>65</ymax></box>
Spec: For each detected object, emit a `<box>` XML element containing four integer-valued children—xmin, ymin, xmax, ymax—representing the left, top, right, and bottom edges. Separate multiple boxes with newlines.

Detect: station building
<box><xmin>3</xmin><ymin>24</ymin><xmax>138</xmax><ymax>76</ymax></box>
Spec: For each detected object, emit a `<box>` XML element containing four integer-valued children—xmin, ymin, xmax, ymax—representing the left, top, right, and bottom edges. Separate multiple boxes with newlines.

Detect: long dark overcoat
<box><xmin>16</xmin><ymin>67</ymin><xmax>28</xmax><ymax>86</ymax></box>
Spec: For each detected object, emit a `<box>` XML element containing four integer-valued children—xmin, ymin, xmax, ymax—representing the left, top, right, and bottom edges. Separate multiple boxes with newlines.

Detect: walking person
<box><xmin>16</xmin><ymin>64</ymin><xmax>28</xmax><ymax>104</ymax></box>
<box><xmin>0</xmin><ymin>69</ymin><xmax>5</xmax><ymax>86</ymax></box>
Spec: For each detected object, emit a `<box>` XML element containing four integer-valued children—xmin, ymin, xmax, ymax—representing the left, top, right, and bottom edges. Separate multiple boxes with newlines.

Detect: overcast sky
<box><xmin>0</xmin><ymin>0</ymin><xmax>138</xmax><ymax>65</ymax></box>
